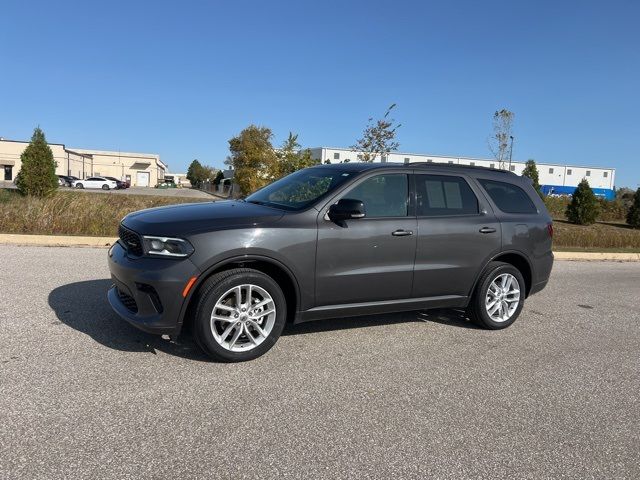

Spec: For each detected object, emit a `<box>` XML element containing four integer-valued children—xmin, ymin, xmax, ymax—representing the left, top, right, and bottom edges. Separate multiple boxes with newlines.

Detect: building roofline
<box><xmin>0</xmin><ymin>137</ymin><xmax>66</xmax><ymax>147</ymax></box>
<box><xmin>310</xmin><ymin>146</ymin><xmax>615</xmax><ymax>171</ymax></box>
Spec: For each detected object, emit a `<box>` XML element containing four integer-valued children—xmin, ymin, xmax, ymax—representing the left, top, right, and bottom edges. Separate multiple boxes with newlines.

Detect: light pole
<box><xmin>508</xmin><ymin>135</ymin><xmax>514</xmax><ymax>171</ymax></box>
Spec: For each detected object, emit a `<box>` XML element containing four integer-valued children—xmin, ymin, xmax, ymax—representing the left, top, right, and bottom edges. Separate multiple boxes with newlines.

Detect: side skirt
<box><xmin>294</xmin><ymin>295</ymin><xmax>469</xmax><ymax>324</ymax></box>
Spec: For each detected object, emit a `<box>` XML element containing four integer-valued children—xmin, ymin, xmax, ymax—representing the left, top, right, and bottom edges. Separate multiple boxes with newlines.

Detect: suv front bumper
<box><xmin>107</xmin><ymin>241</ymin><xmax>200</xmax><ymax>335</ymax></box>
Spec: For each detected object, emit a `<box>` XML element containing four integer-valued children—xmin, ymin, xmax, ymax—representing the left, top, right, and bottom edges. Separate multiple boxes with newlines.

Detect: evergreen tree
<box><xmin>565</xmin><ymin>178</ymin><xmax>600</xmax><ymax>225</ymax></box>
<box><xmin>15</xmin><ymin>127</ymin><xmax>58</xmax><ymax>197</ymax></box>
<box><xmin>522</xmin><ymin>159</ymin><xmax>542</xmax><ymax>197</ymax></box>
<box><xmin>186</xmin><ymin>159</ymin><xmax>207</xmax><ymax>187</ymax></box>
<box><xmin>626</xmin><ymin>188</ymin><xmax>640</xmax><ymax>228</ymax></box>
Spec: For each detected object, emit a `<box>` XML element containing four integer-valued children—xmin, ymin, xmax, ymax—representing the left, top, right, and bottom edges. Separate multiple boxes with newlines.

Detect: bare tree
<box><xmin>352</xmin><ymin>104</ymin><xmax>401</xmax><ymax>162</ymax></box>
<box><xmin>488</xmin><ymin>109</ymin><xmax>514</xmax><ymax>169</ymax></box>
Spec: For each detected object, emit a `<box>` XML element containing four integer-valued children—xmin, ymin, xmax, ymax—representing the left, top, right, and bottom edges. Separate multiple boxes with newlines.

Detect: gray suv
<box><xmin>108</xmin><ymin>163</ymin><xmax>553</xmax><ymax>362</ymax></box>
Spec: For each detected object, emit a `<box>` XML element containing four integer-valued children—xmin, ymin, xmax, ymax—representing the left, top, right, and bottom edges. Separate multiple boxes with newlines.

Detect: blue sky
<box><xmin>1</xmin><ymin>0</ymin><xmax>638</xmax><ymax>187</ymax></box>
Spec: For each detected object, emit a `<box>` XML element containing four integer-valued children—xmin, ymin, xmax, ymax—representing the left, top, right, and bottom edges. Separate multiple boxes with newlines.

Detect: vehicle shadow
<box><xmin>47</xmin><ymin>279</ymin><xmax>209</xmax><ymax>361</ymax></box>
<box><xmin>48</xmin><ymin>279</ymin><xmax>478</xmax><ymax>360</ymax></box>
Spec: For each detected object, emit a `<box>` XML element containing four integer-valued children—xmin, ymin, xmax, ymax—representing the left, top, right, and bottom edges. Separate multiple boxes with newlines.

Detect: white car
<box><xmin>72</xmin><ymin>177</ymin><xmax>118</xmax><ymax>190</ymax></box>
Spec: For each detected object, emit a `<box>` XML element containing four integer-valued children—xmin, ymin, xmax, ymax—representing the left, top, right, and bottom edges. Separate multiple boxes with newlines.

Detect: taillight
<box><xmin>547</xmin><ymin>223</ymin><xmax>554</xmax><ymax>238</ymax></box>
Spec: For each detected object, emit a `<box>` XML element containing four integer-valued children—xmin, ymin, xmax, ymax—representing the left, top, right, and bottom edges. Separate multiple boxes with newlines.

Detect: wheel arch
<box><xmin>486</xmin><ymin>250</ymin><xmax>533</xmax><ymax>297</ymax></box>
<box><xmin>179</xmin><ymin>255</ymin><xmax>301</xmax><ymax>332</ymax></box>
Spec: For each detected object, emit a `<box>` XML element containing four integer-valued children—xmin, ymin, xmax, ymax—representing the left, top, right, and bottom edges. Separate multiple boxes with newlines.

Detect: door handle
<box><xmin>479</xmin><ymin>227</ymin><xmax>496</xmax><ymax>234</ymax></box>
<box><xmin>392</xmin><ymin>229</ymin><xmax>413</xmax><ymax>237</ymax></box>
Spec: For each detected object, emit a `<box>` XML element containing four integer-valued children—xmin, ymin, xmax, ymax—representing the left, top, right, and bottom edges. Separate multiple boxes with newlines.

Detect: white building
<box><xmin>309</xmin><ymin>147</ymin><xmax>616</xmax><ymax>199</ymax></box>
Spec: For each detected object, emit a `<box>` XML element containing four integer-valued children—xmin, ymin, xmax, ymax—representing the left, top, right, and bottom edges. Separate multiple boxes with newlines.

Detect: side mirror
<box><xmin>328</xmin><ymin>198</ymin><xmax>366</xmax><ymax>221</ymax></box>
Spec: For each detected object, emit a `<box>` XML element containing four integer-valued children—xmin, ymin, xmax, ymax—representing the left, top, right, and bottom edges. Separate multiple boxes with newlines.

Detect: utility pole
<box><xmin>508</xmin><ymin>136</ymin><xmax>514</xmax><ymax>171</ymax></box>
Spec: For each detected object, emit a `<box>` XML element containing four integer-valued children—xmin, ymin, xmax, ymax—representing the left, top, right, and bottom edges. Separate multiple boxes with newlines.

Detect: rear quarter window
<box><xmin>478</xmin><ymin>179</ymin><xmax>537</xmax><ymax>214</ymax></box>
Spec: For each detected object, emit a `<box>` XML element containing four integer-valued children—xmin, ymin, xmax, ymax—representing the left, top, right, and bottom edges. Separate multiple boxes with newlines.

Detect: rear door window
<box><xmin>478</xmin><ymin>179</ymin><xmax>537</xmax><ymax>214</ymax></box>
<box><xmin>415</xmin><ymin>175</ymin><xmax>478</xmax><ymax>216</ymax></box>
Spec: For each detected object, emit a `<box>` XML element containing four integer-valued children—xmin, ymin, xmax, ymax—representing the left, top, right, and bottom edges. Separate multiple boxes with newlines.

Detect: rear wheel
<box><xmin>192</xmin><ymin>268</ymin><xmax>287</xmax><ymax>362</ymax></box>
<box><xmin>467</xmin><ymin>261</ymin><xmax>525</xmax><ymax>329</ymax></box>
<box><xmin>102</xmin><ymin>184</ymin><xmax>109</xmax><ymax>190</ymax></box>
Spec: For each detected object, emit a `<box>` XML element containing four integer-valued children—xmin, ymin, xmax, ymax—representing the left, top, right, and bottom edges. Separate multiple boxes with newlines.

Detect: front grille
<box><xmin>118</xmin><ymin>224</ymin><xmax>143</xmax><ymax>256</ymax></box>
<box><xmin>117</xmin><ymin>287</ymin><xmax>138</xmax><ymax>313</ymax></box>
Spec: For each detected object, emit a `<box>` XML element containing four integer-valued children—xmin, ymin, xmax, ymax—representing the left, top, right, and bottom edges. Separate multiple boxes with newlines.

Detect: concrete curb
<box><xmin>553</xmin><ymin>251</ymin><xmax>640</xmax><ymax>261</ymax></box>
<box><xmin>0</xmin><ymin>234</ymin><xmax>639</xmax><ymax>260</ymax></box>
<box><xmin>0</xmin><ymin>234</ymin><xmax>116</xmax><ymax>248</ymax></box>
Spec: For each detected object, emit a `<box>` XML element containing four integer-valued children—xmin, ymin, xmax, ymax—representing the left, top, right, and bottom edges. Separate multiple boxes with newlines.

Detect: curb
<box><xmin>553</xmin><ymin>251</ymin><xmax>640</xmax><ymax>261</ymax></box>
<box><xmin>0</xmin><ymin>234</ymin><xmax>639</xmax><ymax>261</ymax></box>
<box><xmin>0</xmin><ymin>234</ymin><xmax>116</xmax><ymax>248</ymax></box>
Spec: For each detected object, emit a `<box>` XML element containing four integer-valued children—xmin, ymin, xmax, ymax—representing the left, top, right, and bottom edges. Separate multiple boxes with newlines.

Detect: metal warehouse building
<box><xmin>310</xmin><ymin>147</ymin><xmax>616</xmax><ymax>199</ymax></box>
<box><xmin>0</xmin><ymin>138</ymin><xmax>167</xmax><ymax>187</ymax></box>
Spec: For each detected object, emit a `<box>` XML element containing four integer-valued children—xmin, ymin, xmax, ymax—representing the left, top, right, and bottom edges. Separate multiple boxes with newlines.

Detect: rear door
<box><xmin>315</xmin><ymin>172</ymin><xmax>417</xmax><ymax>306</ymax></box>
<box><xmin>412</xmin><ymin>173</ymin><xmax>501</xmax><ymax>298</ymax></box>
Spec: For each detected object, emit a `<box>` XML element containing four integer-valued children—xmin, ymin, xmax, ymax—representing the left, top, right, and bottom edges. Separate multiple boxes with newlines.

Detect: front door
<box><xmin>4</xmin><ymin>165</ymin><xmax>12</xmax><ymax>181</ymax></box>
<box><xmin>315</xmin><ymin>172</ymin><xmax>417</xmax><ymax>306</ymax></box>
<box><xmin>412</xmin><ymin>173</ymin><xmax>501</xmax><ymax>298</ymax></box>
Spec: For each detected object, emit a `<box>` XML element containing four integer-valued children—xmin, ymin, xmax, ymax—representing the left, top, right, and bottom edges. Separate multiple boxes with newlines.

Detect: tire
<box><xmin>102</xmin><ymin>184</ymin><xmax>109</xmax><ymax>190</ymax></box>
<box><xmin>467</xmin><ymin>261</ymin><xmax>525</xmax><ymax>329</ymax></box>
<box><xmin>192</xmin><ymin>268</ymin><xmax>287</xmax><ymax>362</ymax></box>
<box><xmin>75</xmin><ymin>183</ymin><xmax>84</xmax><ymax>189</ymax></box>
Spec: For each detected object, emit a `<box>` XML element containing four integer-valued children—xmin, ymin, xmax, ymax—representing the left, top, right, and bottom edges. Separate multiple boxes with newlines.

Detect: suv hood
<box><xmin>122</xmin><ymin>200</ymin><xmax>285</xmax><ymax>236</ymax></box>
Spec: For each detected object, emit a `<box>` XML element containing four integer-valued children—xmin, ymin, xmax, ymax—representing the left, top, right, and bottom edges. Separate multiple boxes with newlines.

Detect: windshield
<box><xmin>245</xmin><ymin>168</ymin><xmax>354</xmax><ymax>211</ymax></box>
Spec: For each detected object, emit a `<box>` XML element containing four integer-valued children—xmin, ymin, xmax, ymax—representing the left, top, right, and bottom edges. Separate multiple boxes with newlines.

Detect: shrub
<box><xmin>15</xmin><ymin>127</ymin><xmax>58</xmax><ymax>197</ymax></box>
<box><xmin>627</xmin><ymin>188</ymin><xmax>640</xmax><ymax>228</ymax></box>
<box><xmin>565</xmin><ymin>179</ymin><xmax>600</xmax><ymax>225</ymax></box>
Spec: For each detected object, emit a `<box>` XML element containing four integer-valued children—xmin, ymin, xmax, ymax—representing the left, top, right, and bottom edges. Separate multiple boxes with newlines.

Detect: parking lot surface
<box><xmin>1</xmin><ymin>246</ymin><xmax>639</xmax><ymax>479</ymax></box>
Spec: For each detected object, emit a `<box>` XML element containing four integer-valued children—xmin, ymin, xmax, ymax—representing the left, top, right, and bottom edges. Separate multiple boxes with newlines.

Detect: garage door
<box><xmin>136</xmin><ymin>172</ymin><xmax>150</xmax><ymax>187</ymax></box>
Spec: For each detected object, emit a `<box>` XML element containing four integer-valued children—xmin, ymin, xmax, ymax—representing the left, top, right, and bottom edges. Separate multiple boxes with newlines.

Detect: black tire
<box><xmin>467</xmin><ymin>261</ymin><xmax>525</xmax><ymax>329</ymax></box>
<box><xmin>102</xmin><ymin>184</ymin><xmax>109</xmax><ymax>190</ymax></box>
<box><xmin>75</xmin><ymin>183</ymin><xmax>84</xmax><ymax>189</ymax></box>
<box><xmin>192</xmin><ymin>268</ymin><xmax>287</xmax><ymax>362</ymax></box>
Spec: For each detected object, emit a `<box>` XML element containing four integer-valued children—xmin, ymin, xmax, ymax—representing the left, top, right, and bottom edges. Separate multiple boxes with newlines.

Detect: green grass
<box><xmin>0</xmin><ymin>189</ymin><xmax>209</xmax><ymax>237</ymax></box>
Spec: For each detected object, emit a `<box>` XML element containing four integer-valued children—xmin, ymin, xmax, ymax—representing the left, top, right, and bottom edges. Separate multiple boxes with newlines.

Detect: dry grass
<box><xmin>553</xmin><ymin>220</ymin><xmax>640</xmax><ymax>251</ymax></box>
<box><xmin>0</xmin><ymin>189</ymin><xmax>209</xmax><ymax>237</ymax></box>
<box><xmin>2</xmin><ymin>189</ymin><xmax>639</xmax><ymax>251</ymax></box>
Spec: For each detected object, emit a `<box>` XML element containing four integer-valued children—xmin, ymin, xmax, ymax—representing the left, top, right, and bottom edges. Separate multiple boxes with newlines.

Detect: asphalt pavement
<box><xmin>0</xmin><ymin>246</ymin><xmax>638</xmax><ymax>479</ymax></box>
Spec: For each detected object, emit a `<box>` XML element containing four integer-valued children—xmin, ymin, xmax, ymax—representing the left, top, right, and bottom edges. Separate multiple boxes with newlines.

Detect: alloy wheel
<box><xmin>485</xmin><ymin>273</ymin><xmax>520</xmax><ymax>323</ymax></box>
<box><xmin>210</xmin><ymin>284</ymin><xmax>276</xmax><ymax>352</ymax></box>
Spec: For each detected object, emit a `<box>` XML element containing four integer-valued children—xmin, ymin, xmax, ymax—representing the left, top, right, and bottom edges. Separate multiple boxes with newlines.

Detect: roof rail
<box><xmin>408</xmin><ymin>162</ymin><xmax>515</xmax><ymax>174</ymax></box>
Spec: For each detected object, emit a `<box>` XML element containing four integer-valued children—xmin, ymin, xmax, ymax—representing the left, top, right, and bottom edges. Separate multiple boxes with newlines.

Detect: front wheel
<box><xmin>75</xmin><ymin>183</ymin><xmax>84</xmax><ymax>189</ymax></box>
<box><xmin>192</xmin><ymin>268</ymin><xmax>287</xmax><ymax>362</ymax></box>
<box><xmin>467</xmin><ymin>261</ymin><xmax>525</xmax><ymax>329</ymax></box>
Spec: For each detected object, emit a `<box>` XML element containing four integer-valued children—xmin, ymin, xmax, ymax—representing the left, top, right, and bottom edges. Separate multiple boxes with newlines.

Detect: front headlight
<box><xmin>142</xmin><ymin>236</ymin><xmax>194</xmax><ymax>258</ymax></box>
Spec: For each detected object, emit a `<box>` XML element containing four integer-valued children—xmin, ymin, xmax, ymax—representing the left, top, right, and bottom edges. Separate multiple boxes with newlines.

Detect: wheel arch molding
<box><xmin>470</xmin><ymin>250</ymin><xmax>534</xmax><ymax>298</ymax></box>
<box><xmin>177</xmin><ymin>254</ymin><xmax>302</xmax><ymax>332</ymax></box>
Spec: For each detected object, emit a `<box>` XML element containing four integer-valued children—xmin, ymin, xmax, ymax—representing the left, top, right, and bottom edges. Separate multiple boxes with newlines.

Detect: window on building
<box><xmin>404</xmin><ymin>157</ymin><xmax>410</xmax><ymax>164</ymax></box>
<box><xmin>567</xmin><ymin>169</ymin><xmax>572</xmax><ymax>175</ymax></box>
<box><xmin>479</xmin><ymin>179</ymin><xmax>537</xmax><ymax>214</ymax></box>
<box><xmin>333</xmin><ymin>152</ymin><xmax>340</xmax><ymax>160</ymax></box>
<box><xmin>586</xmin><ymin>170</ymin><xmax>591</xmax><ymax>177</ymax></box>
<box><xmin>4</xmin><ymin>165</ymin><xmax>12</xmax><ymax>181</ymax></box>
<box><xmin>490</xmin><ymin>163</ymin><xmax>495</xmax><ymax>169</ymax></box>
<box><xmin>415</xmin><ymin>175</ymin><xmax>478</xmax><ymax>216</ymax></box>
<box><xmin>549</xmin><ymin>168</ymin><xmax>554</xmax><ymax>174</ymax></box>
<box><xmin>448</xmin><ymin>161</ymin><xmax>454</xmax><ymax>164</ymax></box>
<box><xmin>343</xmin><ymin>174</ymin><xmax>408</xmax><ymax>217</ymax></box>
<box><xmin>510</xmin><ymin>165</ymin><xmax>516</xmax><ymax>171</ymax></box>
<box><xmin>603</xmin><ymin>171</ymin><xmax>608</xmax><ymax>178</ymax></box>
<box><xmin>427</xmin><ymin>159</ymin><xmax>433</xmax><ymax>163</ymax></box>
<box><xmin>470</xmin><ymin>162</ymin><xmax>475</xmax><ymax>166</ymax></box>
